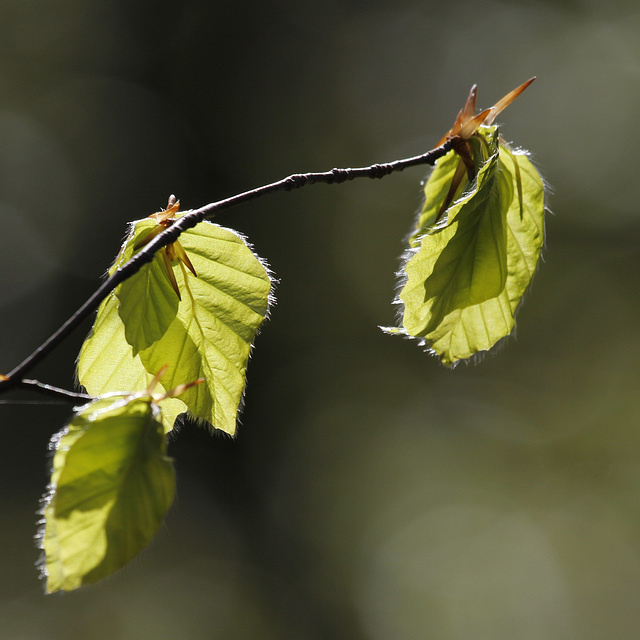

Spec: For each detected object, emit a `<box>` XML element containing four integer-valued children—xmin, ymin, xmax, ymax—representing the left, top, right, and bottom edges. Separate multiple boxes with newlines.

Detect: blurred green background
<box><xmin>2</xmin><ymin>0</ymin><xmax>640</xmax><ymax>638</ymax></box>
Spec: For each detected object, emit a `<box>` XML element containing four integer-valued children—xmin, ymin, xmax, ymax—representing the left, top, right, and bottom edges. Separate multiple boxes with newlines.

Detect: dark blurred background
<box><xmin>2</xmin><ymin>0</ymin><xmax>640</xmax><ymax>638</ymax></box>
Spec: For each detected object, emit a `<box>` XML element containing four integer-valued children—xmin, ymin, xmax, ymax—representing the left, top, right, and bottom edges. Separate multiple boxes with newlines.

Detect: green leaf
<box><xmin>78</xmin><ymin>217</ymin><xmax>273</xmax><ymax>435</ymax></box>
<box><xmin>40</xmin><ymin>395</ymin><xmax>175</xmax><ymax>593</ymax></box>
<box><xmin>117</xmin><ymin>221</ymin><xmax>181</xmax><ymax>354</ymax></box>
<box><xmin>407</xmin><ymin>144</ymin><xmax>462</xmax><ymax>247</ymax></box>
<box><xmin>386</xmin><ymin>126</ymin><xmax>545</xmax><ymax>366</ymax></box>
<box><xmin>136</xmin><ymin>222</ymin><xmax>272</xmax><ymax>434</ymax></box>
<box><xmin>77</xmin><ymin>292</ymin><xmax>186</xmax><ymax>433</ymax></box>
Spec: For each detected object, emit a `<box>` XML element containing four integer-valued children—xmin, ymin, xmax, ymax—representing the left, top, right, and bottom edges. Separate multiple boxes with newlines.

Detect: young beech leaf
<box><xmin>39</xmin><ymin>395</ymin><xmax>175</xmax><ymax>593</ymax></box>
<box><xmin>117</xmin><ymin>201</ymin><xmax>198</xmax><ymax>353</ymax></box>
<box><xmin>78</xmin><ymin>209</ymin><xmax>273</xmax><ymax>435</ymax></box>
<box><xmin>384</xmin><ymin>79</ymin><xmax>545</xmax><ymax>366</ymax></box>
<box><xmin>117</xmin><ymin>217</ymin><xmax>181</xmax><ymax>354</ymax></box>
<box><xmin>77</xmin><ymin>291</ymin><xmax>186</xmax><ymax>433</ymax></box>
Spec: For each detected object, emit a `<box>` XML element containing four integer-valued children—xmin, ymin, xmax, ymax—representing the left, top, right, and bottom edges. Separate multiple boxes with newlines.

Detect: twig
<box><xmin>18</xmin><ymin>380</ymin><xmax>92</xmax><ymax>402</ymax></box>
<box><xmin>196</xmin><ymin>141</ymin><xmax>454</xmax><ymax>217</ymax></box>
<box><xmin>0</xmin><ymin>140</ymin><xmax>453</xmax><ymax>394</ymax></box>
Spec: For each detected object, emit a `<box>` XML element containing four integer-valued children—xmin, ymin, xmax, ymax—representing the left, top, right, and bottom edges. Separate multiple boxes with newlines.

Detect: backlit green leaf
<box><xmin>117</xmin><ymin>220</ymin><xmax>180</xmax><ymax>354</ymax></box>
<box><xmin>407</xmin><ymin>145</ymin><xmax>461</xmax><ymax>247</ymax></box>
<box><xmin>134</xmin><ymin>221</ymin><xmax>272</xmax><ymax>435</ymax></box>
<box><xmin>386</xmin><ymin>126</ymin><xmax>545</xmax><ymax>366</ymax></box>
<box><xmin>40</xmin><ymin>395</ymin><xmax>175</xmax><ymax>593</ymax></box>
<box><xmin>78</xmin><ymin>216</ymin><xmax>272</xmax><ymax>435</ymax></box>
<box><xmin>77</xmin><ymin>291</ymin><xmax>186</xmax><ymax>433</ymax></box>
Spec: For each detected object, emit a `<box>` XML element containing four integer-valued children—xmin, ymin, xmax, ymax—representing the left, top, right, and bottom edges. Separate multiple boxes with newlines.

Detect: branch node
<box><xmin>370</xmin><ymin>163</ymin><xmax>393</xmax><ymax>179</ymax></box>
<box><xmin>329</xmin><ymin>168</ymin><xmax>349</xmax><ymax>183</ymax></box>
<box><xmin>284</xmin><ymin>174</ymin><xmax>309</xmax><ymax>191</ymax></box>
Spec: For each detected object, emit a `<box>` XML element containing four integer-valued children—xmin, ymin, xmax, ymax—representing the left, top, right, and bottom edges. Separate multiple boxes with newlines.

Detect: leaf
<box><xmin>77</xmin><ymin>291</ymin><xmax>186</xmax><ymax>433</ymax></box>
<box><xmin>407</xmin><ymin>146</ymin><xmax>461</xmax><ymax>247</ymax></box>
<box><xmin>386</xmin><ymin>126</ymin><xmax>545</xmax><ymax>366</ymax></box>
<box><xmin>40</xmin><ymin>395</ymin><xmax>175</xmax><ymax>593</ymax></box>
<box><xmin>414</xmin><ymin>128</ymin><xmax>510</xmax><ymax>307</ymax></box>
<box><xmin>134</xmin><ymin>222</ymin><xmax>273</xmax><ymax>434</ymax></box>
<box><xmin>78</xmin><ymin>217</ymin><xmax>273</xmax><ymax>435</ymax></box>
<box><xmin>117</xmin><ymin>222</ymin><xmax>181</xmax><ymax>354</ymax></box>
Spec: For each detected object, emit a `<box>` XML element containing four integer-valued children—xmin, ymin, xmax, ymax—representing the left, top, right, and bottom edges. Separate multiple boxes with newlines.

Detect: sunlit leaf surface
<box><xmin>78</xmin><ymin>217</ymin><xmax>272</xmax><ymax>435</ymax></box>
<box><xmin>77</xmin><ymin>292</ymin><xmax>186</xmax><ymax>433</ymax></box>
<box><xmin>41</xmin><ymin>396</ymin><xmax>175</xmax><ymax>593</ymax></box>
<box><xmin>117</xmin><ymin>219</ymin><xmax>180</xmax><ymax>354</ymax></box>
<box><xmin>386</xmin><ymin>126</ymin><xmax>545</xmax><ymax>366</ymax></box>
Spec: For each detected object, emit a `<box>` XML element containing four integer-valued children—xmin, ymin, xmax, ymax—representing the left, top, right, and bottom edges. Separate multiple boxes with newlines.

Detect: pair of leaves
<box><xmin>386</xmin><ymin>86</ymin><xmax>545</xmax><ymax>366</ymax></box>
<box><xmin>78</xmin><ymin>213</ymin><xmax>273</xmax><ymax>435</ymax></box>
<box><xmin>41</xmin><ymin>211</ymin><xmax>272</xmax><ymax>591</ymax></box>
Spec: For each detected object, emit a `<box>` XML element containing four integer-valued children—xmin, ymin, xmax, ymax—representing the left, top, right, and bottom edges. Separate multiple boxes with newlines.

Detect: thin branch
<box><xmin>196</xmin><ymin>140</ymin><xmax>454</xmax><ymax>218</ymax></box>
<box><xmin>0</xmin><ymin>140</ymin><xmax>453</xmax><ymax>393</ymax></box>
<box><xmin>0</xmin><ymin>379</ymin><xmax>91</xmax><ymax>406</ymax></box>
<box><xmin>17</xmin><ymin>380</ymin><xmax>92</xmax><ymax>402</ymax></box>
<box><xmin>0</xmin><ymin>400</ymin><xmax>78</xmax><ymax>406</ymax></box>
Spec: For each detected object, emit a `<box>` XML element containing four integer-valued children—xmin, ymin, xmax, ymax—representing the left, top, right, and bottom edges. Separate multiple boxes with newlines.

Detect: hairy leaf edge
<box><xmin>380</xmin><ymin>141</ymin><xmax>549</xmax><ymax>367</ymax></box>
<box><xmin>75</xmin><ymin>218</ymin><xmax>278</xmax><ymax>436</ymax></box>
